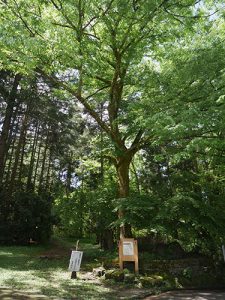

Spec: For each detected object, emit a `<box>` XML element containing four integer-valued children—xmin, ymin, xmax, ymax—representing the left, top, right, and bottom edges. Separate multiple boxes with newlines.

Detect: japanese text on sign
<box><xmin>68</xmin><ymin>251</ymin><xmax>83</xmax><ymax>272</ymax></box>
<box><xmin>123</xmin><ymin>241</ymin><xmax>134</xmax><ymax>256</ymax></box>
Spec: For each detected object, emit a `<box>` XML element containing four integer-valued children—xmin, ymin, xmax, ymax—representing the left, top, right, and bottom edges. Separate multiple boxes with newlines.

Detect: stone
<box><xmin>139</xmin><ymin>275</ymin><xmax>164</xmax><ymax>288</ymax></box>
<box><xmin>93</xmin><ymin>267</ymin><xmax>106</xmax><ymax>277</ymax></box>
<box><xmin>124</xmin><ymin>273</ymin><xmax>136</xmax><ymax>283</ymax></box>
<box><xmin>105</xmin><ymin>269</ymin><xmax>125</xmax><ymax>281</ymax></box>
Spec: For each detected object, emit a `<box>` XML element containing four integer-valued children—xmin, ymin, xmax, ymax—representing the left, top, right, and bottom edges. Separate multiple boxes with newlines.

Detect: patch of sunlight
<box><xmin>0</xmin><ymin>250</ymin><xmax>28</xmax><ymax>257</ymax></box>
<box><xmin>0</xmin><ymin>251</ymin><xmax>13</xmax><ymax>256</ymax></box>
<box><xmin>0</xmin><ymin>267</ymin><xmax>119</xmax><ymax>300</ymax></box>
<box><xmin>0</xmin><ymin>270</ymin><xmax>37</xmax><ymax>289</ymax></box>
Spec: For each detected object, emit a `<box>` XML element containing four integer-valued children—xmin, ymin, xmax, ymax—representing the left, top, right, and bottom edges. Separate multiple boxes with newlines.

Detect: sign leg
<box><xmin>119</xmin><ymin>257</ymin><xmax>123</xmax><ymax>270</ymax></box>
<box><xmin>71</xmin><ymin>271</ymin><xmax>77</xmax><ymax>279</ymax></box>
<box><xmin>134</xmin><ymin>260</ymin><xmax>139</xmax><ymax>274</ymax></box>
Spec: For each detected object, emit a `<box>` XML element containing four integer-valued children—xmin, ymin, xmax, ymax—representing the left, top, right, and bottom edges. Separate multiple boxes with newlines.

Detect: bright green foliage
<box><xmin>54</xmin><ymin>192</ymin><xmax>89</xmax><ymax>238</ymax></box>
<box><xmin>54</xmin><ymin>178</ymin><xmax>118</xmax><ymax>245</ymax></box>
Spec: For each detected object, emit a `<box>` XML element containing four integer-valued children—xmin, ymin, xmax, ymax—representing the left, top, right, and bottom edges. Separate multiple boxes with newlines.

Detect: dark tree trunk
<box><xmin>4</xmin><ymin>100</ymin><xmax>21</xmax><ymax>166</ymax></box>
<box><xmin>45</xmin><ymin>154</ymin><xmax>52</xmax><ymax>191</ymax></box>
<box><xmin>100</xmin><ymin>103</ymin><xmax>104</xmax><ymax>182</ymax></box>
<box><xmin>9</xmin><ymin>108</ymin><xmax>29</xmax><ymax>194</ymax></box>
<box><xmin>66</xmin><ymin>160</ymin><xmax>72</xmax><ymax>195</ymax></box>
<box><xmin>0</xmin><ymin>74</ymin><xmax>21</xmax><ymax>185</ymax></box>
<box><xmin>33</xmin><ymin>136</ymin><xmax>43</xmax><ymax>189</ymax></box>
<box><xmin>26</xmin><ymin>123</ymin><xmax>39</xmax><ymax>191</ymax></box>
<box><xmin>38</xmin><ymin>130</ymin><xmax>49</xmax><ymax>193</ymax></box>
<box><xmin>18</xmin><ymin>135</ymin><xmax>26</xmax><ymax>184</ymax></box>
<box><xmin>4</xmin><ymin>115</ymin><xmax>21</xmax><ymax>187</ymax></box>
<box><xmin>101</xmin><ymin>229</ymin><xmax>114</xmax><ymax>250</ymax></box>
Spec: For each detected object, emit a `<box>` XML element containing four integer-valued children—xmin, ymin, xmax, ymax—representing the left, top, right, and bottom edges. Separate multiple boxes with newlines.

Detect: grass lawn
<box><xmin>0</xmin><ymin>238</ymin><xmax>151</xmax><ymax>300</ymax></box>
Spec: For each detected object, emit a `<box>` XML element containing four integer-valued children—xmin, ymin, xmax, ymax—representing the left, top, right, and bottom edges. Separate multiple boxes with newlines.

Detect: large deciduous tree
<box><xmin>0</xmin><ymin>0</ymin><xmax>222</xmax><ymax>237</ymax></box>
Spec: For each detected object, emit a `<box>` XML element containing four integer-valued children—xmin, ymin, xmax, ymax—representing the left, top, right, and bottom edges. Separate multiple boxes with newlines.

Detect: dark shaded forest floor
<box><xmin>144</xmin><ymin>290</ymin><xmax>225</xmax><ymax>300</ymax></box>
<box><xmin>0</xmin><ymin>237</ymin><xmax>152</xmax><ymax>299</ymax></box>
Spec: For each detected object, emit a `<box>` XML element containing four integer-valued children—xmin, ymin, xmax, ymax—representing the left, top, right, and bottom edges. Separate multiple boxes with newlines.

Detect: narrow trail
<box><xmin>145</xmin><ymin>290</ymin><xmax>225</xmax><ymax>300</ymax></box>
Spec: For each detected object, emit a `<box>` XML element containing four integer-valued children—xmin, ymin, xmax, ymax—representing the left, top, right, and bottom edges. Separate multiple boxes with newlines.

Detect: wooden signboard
<box><xmin>119</xmin><ymin>238</ymin><xmax>138</xmax><ymax>273</ymax></box>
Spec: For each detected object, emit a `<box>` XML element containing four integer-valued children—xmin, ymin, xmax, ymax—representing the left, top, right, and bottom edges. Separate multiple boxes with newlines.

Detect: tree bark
<box><xmin>18</xmin><ymin>136</ymin><xmax>26</xmax><ymax>185</ymax></box>
<box><xmin>66</xmin><ymin>154</ymin><xmax>73</xmax><ymax>195</ymax></box>
<box><xmin>0</xmin><ymin>74</ymin><xmax>21</xmax><ymax>185</ymax></box>
<box><xmin>38</xmin><ymin>130</ymin><xmax>49</xmax><ymax>193</ymax></box>
<box><xmin>116</xmin><ymin>153</ymin><xmax>133</xmax><ymax>238</ymax></box>
<box><xmin>26</xmin><ymin>123</ymin><xmax>39</xmax><ymax>191</ymax></box>
<box><xmin>4</xmin><ymin>112</ymin><xmax>21</xmax><ymax>187</ymax></box>
<box><xmin>101</xmin><ymin>229</ymin><xmax>114</xmax><ymax>250</ymax></box>
<box><xmin>33</xmin><ymin>135</ymin><xmax>43</xmax><ymax>189</ymax></box>
<box><xmin>8</xmin><ymin>106</ymin><xmax>29</xmax><ymax>194</ymax></box>
<box><xmin>131</xmin><ymin>161</ymin><xmax>141</xmax><ymax>194</ymax></box>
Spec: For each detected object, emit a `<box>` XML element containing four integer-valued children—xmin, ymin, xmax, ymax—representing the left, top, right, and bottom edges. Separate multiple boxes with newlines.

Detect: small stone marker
<box><xmin>119</xmin><ymin>238</ymin><xmax>139</xmax><ymax>273</ymax></box>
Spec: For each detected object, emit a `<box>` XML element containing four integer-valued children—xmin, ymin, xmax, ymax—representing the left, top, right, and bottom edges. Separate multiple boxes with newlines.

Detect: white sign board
<box><xmin>68</xmin><ymin>251</ymin><xmax>83</xmax><ymax>272</ymax></box>
<box><xmin>123</xmin><ymin>241</ymin><xmax>134</xmax><ymax>256</ymax></box>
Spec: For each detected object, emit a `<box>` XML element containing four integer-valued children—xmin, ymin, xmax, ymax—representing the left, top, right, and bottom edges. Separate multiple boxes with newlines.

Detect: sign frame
<box><xmin>119</xmin><ymin>238</ymin><xmax>138</xmax><ymax>273</ymax></box>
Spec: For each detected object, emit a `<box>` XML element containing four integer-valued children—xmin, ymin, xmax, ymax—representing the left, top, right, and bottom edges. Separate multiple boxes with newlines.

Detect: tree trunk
<box><xmin>45</xmin><ymin>154</ymin><xmax>52</xmax><ymax>191</ymax></box>
<box><xmin>0</xmin><ymin>74</ymin><xmax>21</xmax><ymax>185</ymax></box>
<box><xmin>101</xmin><ymin>229</ymin><xmax>114</xmax><ymax>250</ymax></box>
<box><xmin>116</xmin><ymin>154</ymin><xmax>133</xmax><ymax>239</ymax></box>
<box><xmin>33</xmin><ymin>135</ymin><xmax>43</xmax><ymax>189</ymax></box>
<box><xmin>18</xmin><ymin>134</ymin><xmax>26</xmax><ymax>184</ymax></box>
<box><xmin>66</xmin><ymin>157</ymin><xmax>73</xmax><ymax>195</ymax></box>
<box><xmin>26</xmin><ymin>123</ymin><xmax>39</xmax><ymax>191</ymax></box>
<box><xmin>38</xmin><ymin>130</ymin><xmax>49</xmax><ymax>193</ymax></box>
<box><xmin>8</xmin><ymin>107</ymin><xmax>29</xmax><ymax>194</ymax></box>
<box><xmin>131</xmin><ymin>161</ymin><xmax>141</xmax><ymax>194</ymax></box>
<box><xmin>100</xmin><ymin>103</ymin><xmax>104</xmax><ymax>182</ymax></box>
<box><xmin>4</xmin><ymin>114</ymin><xmax>21</xmax><ymax>187</ymax></box>
<box><xmin>4</xmin><ymin>100</ymin><xmax>21</xmax><ymax>171</ymax></box>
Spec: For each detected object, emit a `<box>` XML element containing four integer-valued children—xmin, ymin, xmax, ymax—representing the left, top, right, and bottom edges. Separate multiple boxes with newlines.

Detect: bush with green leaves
<box><xmin>54</xmin><ymin>183</ymin><xmax>118</xmax><ymax>248</ymax></box>
<box><xmin>114</xmin><ymin>191</ymin><xmax>225</xmax><ymax>258</ymax></box>
<box><xmin>54</xmin><ymin>192</ymin><xmax>88</xmax><ymax>238</ymax></box>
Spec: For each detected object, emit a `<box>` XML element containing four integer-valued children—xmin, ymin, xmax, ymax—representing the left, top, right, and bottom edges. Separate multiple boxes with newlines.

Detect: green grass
<box><xmin>0</xmin><ymin>239</ymin><xmax>134</xmax><ymax>300</ymax></box>
<box><xmin>0</xmin><ymin>238</ymin><xmax>224</xmax><ymax>299</ymax></box>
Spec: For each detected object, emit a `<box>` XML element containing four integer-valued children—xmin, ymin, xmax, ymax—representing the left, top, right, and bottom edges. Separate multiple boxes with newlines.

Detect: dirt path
<box><xmin>3</xmin><ymin>288</ymin><xmax>225</xmax><ymax>300</ymax></box>
<box><xmin>38</xmin><ymin>239</ymin><xmax>71</xmax><ymax>258</ymax></box>
<box><xmin>145</xmin><ymin>290</ymin><xmax>225</xmax><ymax>300</ymax></box>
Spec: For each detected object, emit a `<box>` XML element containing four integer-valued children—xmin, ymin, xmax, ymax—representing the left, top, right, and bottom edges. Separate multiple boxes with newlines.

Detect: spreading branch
<box><xmin>36</xmin><ymin>68</ymin><xmax>126</xmax><ymax>151</ymax></box>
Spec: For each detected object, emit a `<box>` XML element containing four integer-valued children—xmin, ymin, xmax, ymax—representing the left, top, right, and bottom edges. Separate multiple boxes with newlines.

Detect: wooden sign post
<box><xmin>119</xmin><ymin>238</ymin><xmax>138</xmax><ymax>273</ymax></box>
